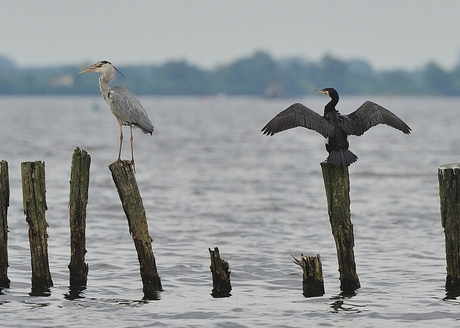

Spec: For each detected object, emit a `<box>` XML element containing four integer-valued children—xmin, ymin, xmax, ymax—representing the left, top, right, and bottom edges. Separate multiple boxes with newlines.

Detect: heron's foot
<box><xmin>131</xmin><ymin>159</ymin><xmax>136</xmax><ymax>173</ymax></box>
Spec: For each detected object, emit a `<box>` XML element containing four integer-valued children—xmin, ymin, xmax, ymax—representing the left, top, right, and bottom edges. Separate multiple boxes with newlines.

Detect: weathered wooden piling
<box><xmin>68</xmin><ymin>148</ymin><xmax>90</xmax><ymax>289</ymax></box>
<box><xmin>438</xmin><ymin>163</ymin><xmax>460</xmax><ymax>296</ymax></box>
<box><xmin>21</xmin><ymin>161</ymin><xmax>53</xmax><ymax>294</ymax></box>
<box><xmin>108</xmin><ymin>160</ymin><xmax>162</xmax><ymax>298</ymax></box>
<box><xmin>292</xmin><ymin>253</ymin><xmax>324</xmax><ymax>297</ymax></box>
<box><xmin>209</xmin><ymin>247</ymin><xmax>231</xmax><ymax>297</ymax></box>
<box><xmin>320</xmin><ymin>161</ymin><xmax>360</xmax><ymax>293</ymax></box>
<box><xmin>0</xmin><ymin>161</ymin><xmax>10</xmax><ymax>288</ymax></box>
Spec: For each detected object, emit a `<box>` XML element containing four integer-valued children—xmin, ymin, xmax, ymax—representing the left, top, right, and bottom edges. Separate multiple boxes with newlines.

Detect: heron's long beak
<box><xmin>79</xmin><ymin>65</ymin><xmax>97</xmax><ymax>74</ymax></box>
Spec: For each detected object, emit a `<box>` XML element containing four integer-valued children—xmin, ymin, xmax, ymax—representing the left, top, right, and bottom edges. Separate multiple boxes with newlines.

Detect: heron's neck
<box><xmin>98</xmin><ymin>70</ymin><xmax>115</xmax><ymax>102</ymax></box>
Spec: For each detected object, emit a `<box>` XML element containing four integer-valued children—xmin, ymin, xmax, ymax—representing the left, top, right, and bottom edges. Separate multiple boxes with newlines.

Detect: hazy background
<box><xmin>1</xmin><ymin>0</ymin><xmax>459</xmax><ymax>70</ymax></box>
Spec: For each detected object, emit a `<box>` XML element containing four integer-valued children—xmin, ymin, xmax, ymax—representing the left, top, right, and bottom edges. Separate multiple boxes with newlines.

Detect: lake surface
<box><xmin>0</xmin><ymin>95</ymin><xmax>459</xmax><ymax>327</ymax></box>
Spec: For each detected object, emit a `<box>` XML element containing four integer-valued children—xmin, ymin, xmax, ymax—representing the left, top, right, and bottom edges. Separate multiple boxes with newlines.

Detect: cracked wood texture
<box><xmin>109</xmin><ymin>160</ymin><xmax>162</xmax><ymax>298</ymax></box>
<box><xmin>321</xmin><ymin>161</ymin><xmax>360</xmax><ymax>293</ymax></box>
<box><xmin>68</xmin><ymin>148</ymin><xmax>90</xmax><ymax>288</ymax></box>
<box><xmin>21</xmin><ymin>161</ymin><xmax>53</xmax><ymax>294</ymax></box>
<box><xmin>439</xmin><ymin>163</ymin><xmax>460</xmax><ymax>296</ymax></box>
<box><xmin>0</xmin><ymin>161</ymin><xmax>10</xmax><ymax>288</ymax></box>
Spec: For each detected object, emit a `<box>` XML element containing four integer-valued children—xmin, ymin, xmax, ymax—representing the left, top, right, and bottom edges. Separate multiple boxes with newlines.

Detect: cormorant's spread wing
<box><xmin>342</xmin><ymin>101</ymin><xmax>411</xmax><ymax>136</ymax></box>
<box><xmin>261</xmin><ymin>103</ymin><xmax>333</xmax><ymax>138</ymax></box>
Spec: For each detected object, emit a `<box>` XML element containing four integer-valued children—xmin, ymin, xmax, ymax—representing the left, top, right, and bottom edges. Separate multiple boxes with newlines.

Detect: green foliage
<box><xmin>0</xmin><ymin>52</ymin><xmax>460</xmax><ymax>96</ymax></box>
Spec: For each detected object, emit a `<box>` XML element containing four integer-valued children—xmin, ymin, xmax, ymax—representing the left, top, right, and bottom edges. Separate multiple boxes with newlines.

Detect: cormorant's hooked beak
<box><xmin>314</xmin><ymin>88</ymin><xmax>329</xmax><ymax>96</ymax></box>
<box><xmin>79</xmin><ymin>64</ymin><xmax>98</xmax><ymax>74</ymax></box>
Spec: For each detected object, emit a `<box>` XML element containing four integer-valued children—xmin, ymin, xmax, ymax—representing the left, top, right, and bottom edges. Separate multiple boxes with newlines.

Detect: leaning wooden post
<box><xmin>109</xmin><ymin>160</ymin><xmax>162</xmax><ymax>298</ymax></box>
<box><xmin>21</xmin><ymin>161</ymin><xmax>53</xmax><ymax>294</ymax></box>
<box><xmin>320</xmin><ymin>161</ymin><xmax>360</xmax><ymax>293</ymax></box>
<box><xmin>68</xmin><ymin>148</ymin><xmax>90</xmax><ymax>289</ymax></box>
<box><xmin>292</xmin><ymin>254</ymin><xmax>324</xmax><ymax>297</ymax></box>
<box><xmin>0</xmin><ymin>161</ymin><xmax>10</xmax><ymax>288</ymax></box>
<box><xmin>209</xmin><ymin>247</ymin><xmax>231</xmax><ymax>297</ymax></box>
<box><xmin>438</xmin><ymin>163</ymin><xmax>460</xmax><ymax>296</ymax></box>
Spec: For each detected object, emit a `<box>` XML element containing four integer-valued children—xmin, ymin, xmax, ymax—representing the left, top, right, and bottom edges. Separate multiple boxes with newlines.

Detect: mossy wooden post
<box><xmin>209</xmin><ymin>247</ymin><xmax>231</xmax><ymax>297</ymax></box>
<box><xmin>21</xmin><ymin>161</ymin><xmax>53</xmax><ymax>294</ymax></box>
<box><xmin>438</xmin><ymin>163</ymin><xmax>460</xmax><ymax>296</ymax></box>
<box><xmin>292</xmin><ymin>254</ymin><xmax>324</xmax><ymax>297</ymax></box>
<box><xmin>0</xmin><ymin>161</ymin><xmax>10</xmax><ymax>288</ymax></box>
<box><xmin>109</xmin><ymin>160</ymin><xmax>162</xmax><ymax>298</ymax></box>
<box><xmin>321</xmin><ymin>161</ymin><xmax>360</xmax><ymax>293</ymax></box>
<box><xmin>68</xmin><ymin>148</ymin><xmax>90</xmax><ymax>289</ymax></box>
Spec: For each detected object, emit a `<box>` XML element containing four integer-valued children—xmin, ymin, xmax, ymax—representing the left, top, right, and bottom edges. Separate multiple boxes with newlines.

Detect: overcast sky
<box><xmin>1</xmin><ymin>0</ymin><xmax>459</xmax><ymax>70</ymax></box>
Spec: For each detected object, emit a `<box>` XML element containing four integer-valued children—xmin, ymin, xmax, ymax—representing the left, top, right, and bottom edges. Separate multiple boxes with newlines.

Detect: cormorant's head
<box><xmin>314</xmin><ymin>88</ymin><xmax>339</xmax><ymax>100</ymax></box>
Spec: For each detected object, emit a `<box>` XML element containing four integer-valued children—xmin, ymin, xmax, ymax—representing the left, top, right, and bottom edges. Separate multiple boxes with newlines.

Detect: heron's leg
<box><xmin>118</xmin><ymin>121</ymin><xmax>123</xmax><ymax>162</ymax></box>
<box><xmin>130</xmin><ymin>126</ymin><xmax>136</xmax><ymax>173</ymax></box>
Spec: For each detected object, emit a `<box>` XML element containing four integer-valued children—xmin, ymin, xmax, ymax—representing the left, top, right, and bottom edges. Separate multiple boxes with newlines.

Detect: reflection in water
<box><xmin>65</xmin><ymin>286</ymin><xmax>86</xmax><ymax>300</ymax></box>
<box><xmin>443</xmin><ymin>291</ymin><xmax>460</xmax><ymax>302</ymax></box>
<box><xmin>330</xmin><ymin>300</ymin><xmax>364</xmax><ymax>314</ymax></box>
<box><xmin>143</xmin><ymin>290</ymin><xmax>162</xmax><ymax>301</ymax></box>
<box><xmin>211</xmin><ymin>289</ymin><xmax>232</xmax><ymax>298</ymax></box>
<box><xmin>330</xmin><ymin>292</ymin><xmax>364</xmax><ymax>314</ymax></box>
<box><xmin>29</xmin><ymin>287</ymin><xmax>51</xmax><ymax>297</ymax></box>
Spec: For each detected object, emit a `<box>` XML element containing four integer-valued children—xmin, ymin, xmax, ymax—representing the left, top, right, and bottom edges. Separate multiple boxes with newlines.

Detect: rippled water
<box><xmin>0</xmin><ymin>95</ymin><xmax>459</xmax><ymax>327</ymax></box>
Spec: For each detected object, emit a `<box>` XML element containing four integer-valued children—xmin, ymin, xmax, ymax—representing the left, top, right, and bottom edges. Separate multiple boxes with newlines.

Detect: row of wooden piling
<box><xmin>0</xmin><ymin>149</ymin><xmax>357</xmax><ymax>299</ymax></box>
<box><xmin>0</xmin><ymin>149</ymin><xmax>459</xmax><ymax>299</ymax></box>
<box><xmin>0</xmin><ymin>149</ymin><xmax>163</xmax><ymax>298</ymax></box>
<box><xmin>0</xmin><ymin>149</ymin><xmax>233</xmax><ymax>299</ymax></box>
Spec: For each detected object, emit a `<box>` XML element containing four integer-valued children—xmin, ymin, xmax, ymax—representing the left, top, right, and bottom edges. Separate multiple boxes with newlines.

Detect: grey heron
<box><xmin>261</xmin><ymin>88</ymin><xmax>411</xmax><ymax>166</ymax></box>
<box><xmin>79</xmin><ymin>60</ymin><xmax>154</xmax><ymax>171</ymax></box>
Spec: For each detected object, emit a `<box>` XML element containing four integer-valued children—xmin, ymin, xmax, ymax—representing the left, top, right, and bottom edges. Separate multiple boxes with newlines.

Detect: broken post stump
<box><xmin>438</xmin><ymin>163</ymin><xmax>460</xmax><ymax>296</ymax></box>
<box><xmin>209</xmin><ymin>247</ymin><xmax>231</xmax><ymax>297</ymax></box>
<box><xmin>109</xmin><ymin>160</ymin><xmax>162</xmax><ymax>298</ymax></box>
<box><xmin>292</xmin><ymin>254</ymin><xmax>324</xmax><ymax>297</ymax></box>
<box><xmin>21</xmin><ymin>161</ymin><xmax>53</xmax><ymax>294</ymax></box>
<box><xmin>320</xmin><ymin>161</ymin><xmax>360</xmax><ymax>293</ymax></box>
<box><xmin>68</xmin><ymin>148</ymin><xmax>90</xmax><ymax>289</ymax></box>
<box><xmin>0</xmin><ymin>161</ymin><xmax>10</xmax><ymax>288</ymax></box>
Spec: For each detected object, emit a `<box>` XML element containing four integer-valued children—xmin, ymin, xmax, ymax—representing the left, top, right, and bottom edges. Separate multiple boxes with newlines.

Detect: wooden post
<box><xmin>439</xmin><ymin>163</ymin><xmax>460</xmax><ymax>296</ymax></box>
<box><xmin>209</xmin><ymin>247</ymin><xmax>231</xmax><ymax>297</ymax></box>
<box><xmin>68</xmin><ymin>148</ymin><xmax>90</xmax><ymax>289</ymax></box>
<box><xmin>21</xmin><ymin>161</ymin><xmax>53</xmax><ymax>295</ymax></box>
<box><xmin>108</xmin><ymin>160</ymin><xmax>162</xmax><ymax>298</ymax></box>
<box><xmin>320</xmin><ymin>161</ymin><xmax>360</xmax><ymax>293</ymax></box>
<box><xmin>0</xmin><ymin>161</ymin><xmax>10</xmax><ymax>288</ymax></box>
<box><xmin>292</xmin><ymin>254</ymin><xmax>325</xmax><ymax>297</ymax></box>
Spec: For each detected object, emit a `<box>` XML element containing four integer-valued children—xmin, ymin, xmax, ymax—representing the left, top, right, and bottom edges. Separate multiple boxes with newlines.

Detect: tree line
<box><xmin>0</xmin><ymin>51</ymin><xmax>459</xmax><ymax>96</ymax></box>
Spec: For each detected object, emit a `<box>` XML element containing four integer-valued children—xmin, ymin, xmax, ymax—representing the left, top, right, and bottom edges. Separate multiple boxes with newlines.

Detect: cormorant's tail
<box><xmin>327</xmin><ymin>150</ymin><xmax>358</xmax><ymax>166</ymax></box>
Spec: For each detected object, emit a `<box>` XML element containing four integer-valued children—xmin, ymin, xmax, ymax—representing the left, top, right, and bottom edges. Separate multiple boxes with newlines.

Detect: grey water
<box><xmin>0</xmin><ymin>95</ymin><xmax>459</xmax><ymax>327</ymax></box>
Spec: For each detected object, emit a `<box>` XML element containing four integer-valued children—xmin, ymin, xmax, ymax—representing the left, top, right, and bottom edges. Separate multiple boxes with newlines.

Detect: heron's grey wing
<box><xmin>341</xmin><ymin>101</ymin><xmax>411</xmax><ymax>136</ymax></box>
<box><xmin>109</xmin><ymin>86</ymin><xmax>154</xmax><ymax>134</ymax></box>
<box><xmin>261</xmin><ymin>103</ymin><xmax>333</xmax><ymax>138</ymax></box>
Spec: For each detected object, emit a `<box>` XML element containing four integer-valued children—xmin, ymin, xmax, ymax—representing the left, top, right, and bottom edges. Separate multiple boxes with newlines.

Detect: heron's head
<box><xmin>314</xmin><ymin>88</ymin><xmax>338</xmax><ymax>99</ymax></box>
<box><xmin>79</xmin><ymin>60</ymin><xmax>124</xmax><ymax>77</ymax></box>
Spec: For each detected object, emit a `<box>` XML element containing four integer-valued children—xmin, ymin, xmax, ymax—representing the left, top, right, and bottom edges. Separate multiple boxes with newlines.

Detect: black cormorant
<box><xmin>261</xmin><ymin>88</ymin><xmax>411</xmax><ymax>166</ymax></box>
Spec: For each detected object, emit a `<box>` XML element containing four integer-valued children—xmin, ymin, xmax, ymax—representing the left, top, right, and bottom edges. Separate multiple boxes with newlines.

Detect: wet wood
<box><xmin>68</xmin><ymin>148</ymin><xmax>90</xmax><ymax>288</ymax></box>
<box><xmin>320</xmin><ymin>161</ymin><xmax>360</xmax><ymax>293</ymax></box>
<box><xmin>292</xmin><ymin>254</ymin><xmax>324</xmax><ymax>297</ymax></box>
<box><xmin>109</xmin><ymin>160</ymin><xmax>162</xmax><ymax>298</ymax></box>
<box><xmin>0</xmin><ymin>161</ymin><xmax>10</xmax><ymax>288</ymax></box>
<box><xmin>21</xmin><ymin>161</ymin><xmax>53</xmax><ymax>294</ymax></box>
<box><xmin>209</xmin><ymin>247</ymin><xmax>231</xmax><ymax>297</ymax></box>
<box><xmin>438</xmin><ymin>163</ymin><xmax>460</xmax><ymax>296</ymax></box>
